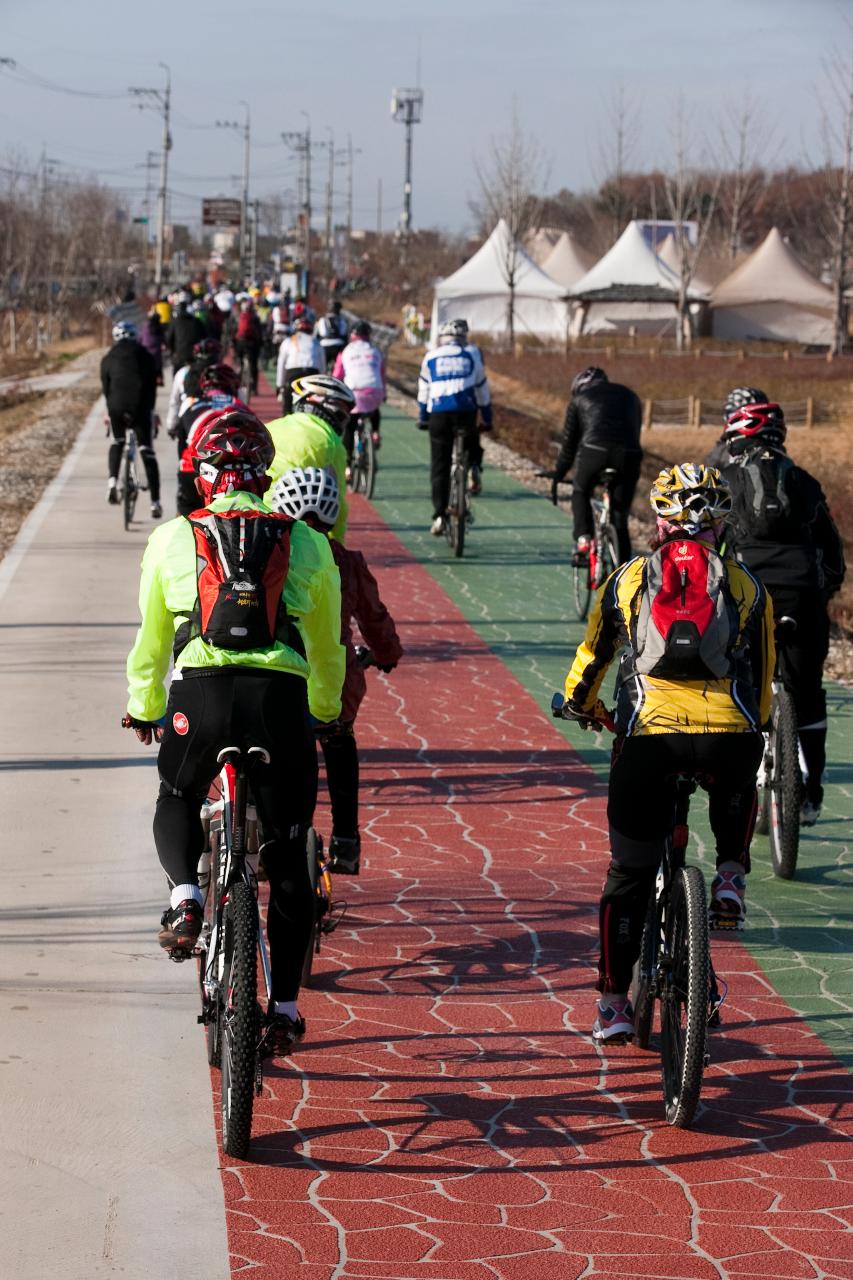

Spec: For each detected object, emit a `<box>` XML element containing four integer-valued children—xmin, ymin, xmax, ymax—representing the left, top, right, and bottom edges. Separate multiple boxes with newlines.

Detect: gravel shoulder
<box><xmin>0</xmin><ymin>347</ymin><xmax>103</xmax><ymax>561</ymax></box>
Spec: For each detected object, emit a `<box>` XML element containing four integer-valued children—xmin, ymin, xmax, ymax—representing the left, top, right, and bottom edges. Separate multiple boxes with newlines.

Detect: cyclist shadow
<box><xmin>253</xmin><ymin>1033</ymin><xmax>849</xmax><ymax>1173</ymax></box>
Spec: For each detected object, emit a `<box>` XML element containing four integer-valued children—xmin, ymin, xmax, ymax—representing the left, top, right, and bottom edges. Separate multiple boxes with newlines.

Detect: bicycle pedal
<box><xmin>708</xmin><ymin>913</ymin><xmax>744</xmax><ymax>932</ymax></box>
<box><xmin>167</xmin><ymin>945</ymin><xmax>194</xmax><ymax>963</ymax></box>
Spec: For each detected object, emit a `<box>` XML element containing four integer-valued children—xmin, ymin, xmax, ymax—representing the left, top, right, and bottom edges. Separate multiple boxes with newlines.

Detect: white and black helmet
<box><xmin>269</xmin><ymin>466</ymin><xmax>340</xmax><ymax>526</ymax></box>
<box><xmin>112</xmin><ymin>320</ymin><xmax>137</xmax><ymax>342</ymax></box>
<box><xmin>438</xmin><ymin>318</ymin><xmax>469</xmax><ymax>343</ymax></box>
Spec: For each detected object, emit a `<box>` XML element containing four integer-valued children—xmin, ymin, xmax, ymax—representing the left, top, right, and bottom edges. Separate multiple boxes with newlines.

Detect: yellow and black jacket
<box><xmin>564</xmin><ymin>552</ymin><xmax>775</xmax><ymax>736</ymax></box>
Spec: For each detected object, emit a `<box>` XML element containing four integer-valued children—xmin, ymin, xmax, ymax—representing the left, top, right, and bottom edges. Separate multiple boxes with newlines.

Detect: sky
<box><xmin>0</xmin><ymin>0</ymin><xmax>847</xmax><ymax>238</ymax></box>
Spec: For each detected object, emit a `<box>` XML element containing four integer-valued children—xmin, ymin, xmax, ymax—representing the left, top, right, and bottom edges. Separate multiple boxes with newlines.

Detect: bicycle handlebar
<box><xmin>550</xmin><ymin>691</ymin><xmax>616</xmax><ymax>733</ymax></box>
<box><xmin>354</xmin><ymin>644</ymin><xmax>397</xmax><ymax>674</ymax></box>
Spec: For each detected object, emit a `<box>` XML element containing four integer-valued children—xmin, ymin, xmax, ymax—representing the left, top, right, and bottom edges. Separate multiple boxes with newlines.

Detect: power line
<box><xmin>0</xmin><ymin>58</ymin><xmax>130</xmax><ymax>100</ymax></box>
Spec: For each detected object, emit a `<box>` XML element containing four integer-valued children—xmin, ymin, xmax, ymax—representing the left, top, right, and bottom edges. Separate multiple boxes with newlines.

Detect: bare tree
<box><xmin>475</xmin><ymin>102</ymin><xmax>548</xmax><ymax>345</ymax></box>
<box><xmin>820</xmin><ymin>43</ymin><xmax>853</xmax><ymax>354</ymax></box>
<box><xmin>718</xmin><ymin>94</ymin><xmax>773</xmax><ymax>259</ymax></box>
<box><xmin>596</xmin><ymin>84</ymin><xmax>640</xmax><ymax>242</ymax></box>
<box><xmin>665</xmin><ymin>98</ymin><xmax>720</xmax><ymax>350</ymax></box>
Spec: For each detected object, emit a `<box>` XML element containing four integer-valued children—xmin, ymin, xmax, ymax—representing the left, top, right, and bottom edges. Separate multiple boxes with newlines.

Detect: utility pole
<box><xmin>377</xmin><ymin>178</ymin><xmax>382</xmax><ymax>235</ymax></box>
<box><xmin>130</xmin><ymin>63</ymin><xmax>171</xmax><ymax>295</ymax></box>
<box><xmin>216</xmin><ymin>101</ymin><xmax>251</xmax><ymax>280</ymax></box>
<box><xmin>325</xmin><ymin>128</ymin><xmax>334</xmax><ymax>268</ymax></box>
<box><xmin>390</xmin><ymin>87</ymin><xmax>424</xmax><ymax>241</ymax></box>
<box><xmin>250</xmin><ymin>198</ymin><xmax>259</xmax><ymax>281</ymax></box>
<box><xmin>282</xmin><ymin>114</ymin><xmax>313</xmax><ymax>292</ymax></box>
<box><xmin>345</xmin><ymin>135</ymin><xmax>362</xmax><ymax>275</ymax></box>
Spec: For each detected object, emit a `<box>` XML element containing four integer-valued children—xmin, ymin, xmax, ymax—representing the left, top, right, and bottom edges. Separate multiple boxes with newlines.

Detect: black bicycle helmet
<box><xmin>572</xmin><ymin>366</ymin><xmax>607</xmax><ymax>395</ymax></box>
<box><xmin>723</xmin><ymin>386</ymin><xmax>768</xmax><ymax>424</ymax></box>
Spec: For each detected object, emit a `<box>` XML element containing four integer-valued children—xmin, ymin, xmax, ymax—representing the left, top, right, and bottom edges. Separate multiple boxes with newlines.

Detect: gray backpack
<box><xmin>634</xmin><ymin>539</ymin><xmax>739</xmax><ymax>680</ymax></box>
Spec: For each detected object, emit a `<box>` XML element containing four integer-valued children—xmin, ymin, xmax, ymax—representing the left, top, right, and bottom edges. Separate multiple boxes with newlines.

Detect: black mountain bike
<box><xmin>551</xmin><ymin>692</ymin><xmax>727</xmax><ymax>1130</ymax></box>
<box><xmin>348</xmin><ymin>413</ymin><xmax>377</xmax><ymax>499</ymax></box>
<box><xmin>543</xmin><ymin>468</ymin><xmax>620</xmax><ymax>620</ymax></box>
<box><xmin>445</xmin><ymin>424</ymin><xmax>473</xmax><ymax>558</ymax></box>
<box><xmin>111</xmin><ymin>415</ymin><xmax>144</xmax><ymax>531</ymax></box>
<box><xmin>755</xmin><ymin>616</ymin><xmax>803</xmax><ymax>879</ymax></box>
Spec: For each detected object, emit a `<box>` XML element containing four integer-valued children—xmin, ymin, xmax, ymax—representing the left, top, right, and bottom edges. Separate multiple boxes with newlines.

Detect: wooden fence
<box><xmin>643</xmin><ymin>396</ymin><xmax>815</xmax><ymax>429</ymax></box>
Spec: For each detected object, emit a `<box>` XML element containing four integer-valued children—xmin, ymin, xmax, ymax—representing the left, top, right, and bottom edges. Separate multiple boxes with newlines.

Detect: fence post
<box><xmin>806</xmin><ymin>396</ymin><xmax>814</xmax><ymax>429</ymax></box>
<box><xmin>687</xmin><ymin>394</ymin><xmax>695</xmax><ymax>427</ymax></box>
<box><xmin>643</xmin><ymin>399</ymin><xmax>653</xmax><ymax>431</ymax></box>
<box><xmin>694</xmin><ymin>397</ymin><xmax>702</xmax><ymax>428</ymax></box>
<box><xmin>8</xmin><ymin>310</ymin><xmax>16</xmax><ymax>355</ymax></box>
<box><xmin>783</xmin><ymin>349</ymin><xmax>790</xmax><ymax>362</ymax></box>
<box><xmin>826</xmin><ymin>350</ymin><xmax>834</xmax><ymax>364</ymax></box>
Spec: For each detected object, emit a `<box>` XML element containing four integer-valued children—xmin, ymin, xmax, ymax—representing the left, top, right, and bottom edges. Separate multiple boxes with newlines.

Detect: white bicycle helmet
<box><xmin>650</xmin><ymin>463</ymin><xmax>732</xmax><ymax>532</ymax></box>
<box><xmin>269</xmin><ymin>466</ymin><xmax>340</xmax><ymax>526</ymax></box>
<box><xmin>438</xmin><ymin>318</ymin><xmax>468</xmax><ymax>343</ymax></box>
<box><xmin>112</xmin><ymin>321</ymin><xmax>137</xmax><ymax>342</ymax></box>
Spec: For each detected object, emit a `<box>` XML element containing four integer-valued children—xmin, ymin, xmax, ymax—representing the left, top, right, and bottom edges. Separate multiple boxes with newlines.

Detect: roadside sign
<box><xmin>202</xmin><ymin>198</ymin><xmax>242</xmax><ymax>228</ymax></box>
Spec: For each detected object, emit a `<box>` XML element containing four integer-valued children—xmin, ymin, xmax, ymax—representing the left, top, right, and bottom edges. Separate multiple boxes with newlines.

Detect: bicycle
<box><xmin>551</xmin><ymin>692</ymin><xmax>729</xmax><ymax>1130</ymax></box>
<box><xmin>238</xmin><ymin>352</ymin><xmax>253</xmax><ymax>405</ymax></box>
<box><xmin>754</xmin><ymin>615</ymin><xmax>803</xmax><ymax>879</ymax></box>
<box><xmin>445</xmin><ymin>424</ymin><xmax>473</xmax><ymax>558</ymax></box>
<box><xmin>542</xmin><ymin>468</ymin><xmax>621</xmax><ymax>620</ymax></box>
<box><xmin>348</xmin><ymin>413</ymin><xmax>377</xmax><ymax>499</ymax></box>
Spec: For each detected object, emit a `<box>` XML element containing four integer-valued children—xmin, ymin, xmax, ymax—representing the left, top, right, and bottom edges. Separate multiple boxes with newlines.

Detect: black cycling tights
<box><xmin>154</xmin><ymin>670</ymin><xmax>318</xmax><ymax>1001</ymax></box>
<box><xmin>318</xmin><ymin>722</ymin><xmax>359</xmax><ymax>838</ymax></box>
<box><xmin>597</xmin><ymin>731</ymin><xmax>763</xmax><ymax>994</ymax></box>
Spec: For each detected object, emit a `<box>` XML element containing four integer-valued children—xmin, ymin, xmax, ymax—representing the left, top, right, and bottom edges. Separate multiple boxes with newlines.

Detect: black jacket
<box><xmin>722</xmin><ymin>446</ymin><xmax>846</xmax><ymax>593</ymax></box>
<box><xmin>100</xmin><ymin>339</ymin><xmax>157</xmax><ymax>416</ymax></box>
<box><xmin>554</xmin><ymin>381</ymin><xmax>643</xmax><ymax>480</ymax></box>
<box><xmin>166</xmin><ymin>309</ymin><xmax>205</xmax><ymax>370</ymax></box>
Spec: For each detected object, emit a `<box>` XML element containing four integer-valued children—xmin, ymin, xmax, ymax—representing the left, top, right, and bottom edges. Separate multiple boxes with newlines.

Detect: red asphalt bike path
<box><xmin>214</xmin><ymin>379</ymin><xmax>853</xmax><ymax>1280</ymax></box>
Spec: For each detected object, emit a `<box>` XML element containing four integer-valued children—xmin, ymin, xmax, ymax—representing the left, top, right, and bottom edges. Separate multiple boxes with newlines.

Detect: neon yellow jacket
<box><xmin>266</xmin><ymin>411</ymin><xmax>348</xmax><ymax>541</ymax></box>
<box><xmin>564</xmin><ymin>553</ymin><xmax>775</xmax><ymax>736</ymax></box>
<box><xmin>126</xmin><ymin>490</ymin><xmax>345</xmax><ymax>723</ymax></box>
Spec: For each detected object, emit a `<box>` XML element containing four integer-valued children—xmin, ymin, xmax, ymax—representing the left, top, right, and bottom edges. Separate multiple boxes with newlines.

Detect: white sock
<box><xmin>273</xmin><ymin>1000</ymin><xmax>300</xmax><ymax>1020</ymax></box>
<box><xmin>170</xmin><ymin>883</ymin><xmax>203</xmax><ymax>909</ymax></box>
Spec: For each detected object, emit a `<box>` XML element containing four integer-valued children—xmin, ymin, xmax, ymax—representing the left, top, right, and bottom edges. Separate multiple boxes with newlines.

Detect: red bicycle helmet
<box><xmin>192</xmin><ymin>337</ymin><xmax>222</xmax><ymax>361</ymax></box>
<box><xmin>198</xmin><ymin>363</ymin><xmax>240</xmax><ymax>396</ymax></box>
<box><xmin>723</xmin><ymin>401</ymin><xmax>787</xmax><ymax>447</ymax></box>
<box><xmin>191</xmin><ymin>409</ymin><xmax>275</xmax><ymax>498</ymax></box>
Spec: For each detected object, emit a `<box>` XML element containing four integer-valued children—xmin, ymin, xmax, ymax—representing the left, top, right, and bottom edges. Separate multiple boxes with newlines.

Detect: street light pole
<box><xmin>239</xmin><ymin>100</ymin><xmax>250</xmax><ymax>278</ymax></box>
<box><xmin>325</xmin><ymin>127</ymin><xmax>334</xmax><ymax>268</ymax></box>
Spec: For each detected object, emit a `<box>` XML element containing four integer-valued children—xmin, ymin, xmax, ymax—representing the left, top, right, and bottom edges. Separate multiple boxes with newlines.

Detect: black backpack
<box><xmin>728</xmin><ymin>448</ymin><xmax>799</xmax><ymax>542</ymax></box>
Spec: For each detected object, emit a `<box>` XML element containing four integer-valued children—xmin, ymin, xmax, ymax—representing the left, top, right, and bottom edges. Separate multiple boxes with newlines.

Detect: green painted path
<box><xmin>371</xmin><ymin>400</ymin><xmax>853</xmax><ymax>1070</ymax></box>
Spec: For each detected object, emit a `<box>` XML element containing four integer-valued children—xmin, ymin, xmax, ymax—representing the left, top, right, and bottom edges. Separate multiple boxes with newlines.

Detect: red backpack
<box><xmin>236</xmin><ymin>310</ymin><xmax>260</xmax><ymax>342</ymax></box>
<box><xmin>184</xmin><ymin>508</ymin><xmax>293</xmax><ymax>652</ymax></box>
<box><xmin>633</xmin><ymin>538</ymin><xmax>739</xmax><ymax>680</ymax></box>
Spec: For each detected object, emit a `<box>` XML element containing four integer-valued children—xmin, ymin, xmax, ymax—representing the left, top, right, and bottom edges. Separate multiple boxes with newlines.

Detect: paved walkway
<box><xmin>219</xmin><ymin>382</ymin><xmax>853</xmax><ymax>1278</ymax></box>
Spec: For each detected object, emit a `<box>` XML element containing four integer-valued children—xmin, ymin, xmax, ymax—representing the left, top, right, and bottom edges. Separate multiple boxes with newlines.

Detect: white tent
<box><xmin>526</xmin><ymin>226</ymin><xmax>563</xmax><ymax>264</ymax></box>
<box><xmin>569</xmin><ymin>221</ymin><xmax>709</xmax><ymax>335</ymax></box>
<box><xmin>431</xmin><ymin>220</ymin><xmax>571</xmax><ymax>341</ymax></box>
<box><xmin>540</xmin><ymin>231</ymin><xmax>595</xmax><ymax>289</ymax></box>
<box><xmin>656</xmin><ymin>233</ymin><xmax>711</xmax><ymax>292</ymax></box>
<box><xmin>711</xmin><ymin>227</ymin><xmax>834</xmax><ymax>345</ymax></box>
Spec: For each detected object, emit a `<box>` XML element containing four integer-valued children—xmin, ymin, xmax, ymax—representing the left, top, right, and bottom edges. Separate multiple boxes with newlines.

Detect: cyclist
<box><xmin>234</xmin><ymin>298</ymin><xmax>263</xmax><ymax>394</ymax></box>
<box><xmin>276</xmin><ymin>316</ymin><xmax>325</xmax><ymax>415</ymax></box>
<box><xmin>417</xmin><ymin>317</ymin><xmax>492</xmax><ymax>535</ymax></box>
<box><xmin>719</xmin><ymin>400</ymin><xmax>846</xmax><ymax>825</ymax></box>
<box><xmin>315</xmin><ymin>299</ymin><xmax>349</xmax><ymax>368</ymax></box>
<box><xmin>124</xmin><ymin>409</ymin><xmax>345</xmax><ymax>1050</ymax></box>
<box><xmin>101</xmin><ymin>321</ymin><xmax>162</xmax><ymax>518</ymax></box>
<box><xmin>333</xmin><ymin>320</ymin><xmax>386</xmax><ymax>459</ymax></box>
<box><xmin>707</xmin><ymin>387</ymin><xmax>768</xmax><ymax>470</ymax></box>
<box><xmin>551</xmin><ymin>366</ymin><xmax>643</xmax><ymax>566</ymax></box>
<box><xmin>165</xmin><ymin>292</ymin><xmax>206</xmax><ymax>374</ymax></box>
<box><xmin>266</xmin><ymin>373</ymin><xmax>353</xmax><ymax>542</ymax></box>
<box><xmin>165</xmin><ymin>337</ymin><xmax>222</xmax><ymax>439</ymax></box>
<box><xmin>561</xmin><ymin>464</ymin><xmax>774</xmax><ymax>1042</ymax></box>
<box><xmin>270</xmin><ymin>466</ymin><xmax>403</xmax><ymax>875</ymax></box>
<box><xmin>174</xmin><ymin>363</ymin><xmax>247</xmax><ymax>515</ymax></box>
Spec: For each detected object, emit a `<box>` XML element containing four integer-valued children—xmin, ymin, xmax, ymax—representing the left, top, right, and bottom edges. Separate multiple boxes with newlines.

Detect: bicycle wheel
<box><xmin>632</xmin><ymin>892</ymin><xmax>658</xmax><ymax>1049</ymax></box>
<box><xmin>659</xmin><ymin>865</ymin><xmax>709</xmax><ymax>1128</ymax></box>
<box><xmin>601</xmin><ymin>526</ymin><xmax>620</xmax><ymax>581</ymax></box>
<box><xmin>220</xmin><ymin>881</ymin><xmax>259</xmax><ymax>1159</ymax></box>
<box><xmin>447</xmin><ymin>462</ymin><xmax>466</xmax><ymax>558</ymax></box>
<box><xmin>362</xmin><ymin>430</ymin><xmax>377</xmax><ymax>499</ymax></box>
<box><xmin>571</xmin><ymin>559</ymin><xmax>592</xmax><ymax>621</ymax></box>
<box><xmin>123</xmin><ymin>451</ymin><xmax>136</xmax><ymax>531</ymax></box>
<box><xmin>768</xmin><ymin>688</ymin><xmax>802</xmax><ymax>879</ymax></box>
<box><xmin>300</xmin><ymin>829</ymin><xmax>321</xmax><ymax>989</ymax></box>
<box><xmin>239</xmin><ymin>359</ymin><xmax>252</xmax><ymax>405</ymax></box>
<box><xmin>755</xmin><ymin>738</ymin><xmax>770</xmax><ymax>835</ymax></box>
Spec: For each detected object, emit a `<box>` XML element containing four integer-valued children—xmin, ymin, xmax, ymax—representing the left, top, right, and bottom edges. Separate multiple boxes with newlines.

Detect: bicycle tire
<box><xmin>768</xmin><ymin>687</ymin><xmax>802</xmax><ymax>879</ymax></box>
<box><xmin>601</xmin><ymin>526</ymin><xmax>620</xmax><ymax>581</ymax></box>
<box><xmin>363</xmin><ymin>430</ymin><xmax>377</xmax><ymax>499</ymax></box>
<box><xmin>300</xmin><ymin>829</ymin><xmax>321</xmax><ymax>989</ymax></box>
<box><xmin>632</xmin><ymin>892</ymin><xmax>658</xmax><ymax>1049</ymax></box>
<box><xmin>220</xmin><ymin>881</ymin><xmax>259</xmax><ymax>1159</ymax></box>
<box><xmin>659</xmin><ymin>865</ymin><xmax>709</xmax><ymax>1128</ymax></box>
<box><xmin>755</xmin><ymin>740</ymin><xmax>770</xmax><ymax>835</ymax></box>
<box><xmin>571</xmin><ymin>561</ymin><xmax>592</xmax><ymax>621</ymax></box>
<box><xmin>123</xmin><ymin>449</ymin><xmax>136</xmax><ymax>530</ymax></box>
<box><xmin>203</xmin><ymin>828</ymin><xmax>224</xmax><ymax>1067</ymax></box>
<box><xmin>448</xmin><ymin>462</ymin><xmax>466</xmax><ymax>558</ymax></box>
<box><xmin>239</xmin><ymin>359</ymin><xmax>252</xmax><ymax>406</ymax></box>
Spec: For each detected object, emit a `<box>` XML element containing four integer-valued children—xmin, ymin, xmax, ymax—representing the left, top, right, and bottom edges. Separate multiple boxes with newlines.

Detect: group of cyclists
<box><xmin>117</xmin><ymin>288</ymin><xmax>845</xmax><ymax>1053</ymax></box>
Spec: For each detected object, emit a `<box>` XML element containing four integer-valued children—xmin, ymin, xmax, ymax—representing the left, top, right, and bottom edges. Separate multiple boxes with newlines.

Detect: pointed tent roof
<box><xmin>540</xmin><ymin>231</ymin><xmax>595</xmax><ymax>288</ymax></box>
<box><xmin>436</xmin><ymin>219</ymin><xmax>569</xmax><ymax>299</ymax></box>
<box><xmin>571</xmin><ymin>221</ymin><xmax>708</xmax><ymax>301</ymax></box>
<box><xmin>526</xmin><ymin>226</ymin><xmax>563</xmax><ymax>264</ymax></box>
<box><xmin>656</xmin><ymin>232</ymin><xmax>711</xmax><ymax>292</ymax></box>
<box><xmin>712</xmin><ymin>227</ymin><xmax>833</xmax><ymax>309</ymax></box>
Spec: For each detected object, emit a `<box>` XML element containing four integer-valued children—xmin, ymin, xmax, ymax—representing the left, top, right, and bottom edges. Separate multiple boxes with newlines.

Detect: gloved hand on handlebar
<box><xmin>121</xmin><ymin>713</ymin><xmax>166</xmax><ymax>745</ymax></box>
<box><xmin>551</xmin><ymin>693</ymin><xmax>615</xmax><ymax>733</ymax></box>
<box><xmin>550</xmin><ymin>476</ymin><xmax>560</xmax><ymax>506</ymax></box>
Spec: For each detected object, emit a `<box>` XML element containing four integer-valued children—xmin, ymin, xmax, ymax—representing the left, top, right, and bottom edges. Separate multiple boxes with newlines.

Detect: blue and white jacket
<box><xmin>417</xmin><ymin>343</ymin><xmax>492</xmax><ymax>426</ymax></box>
